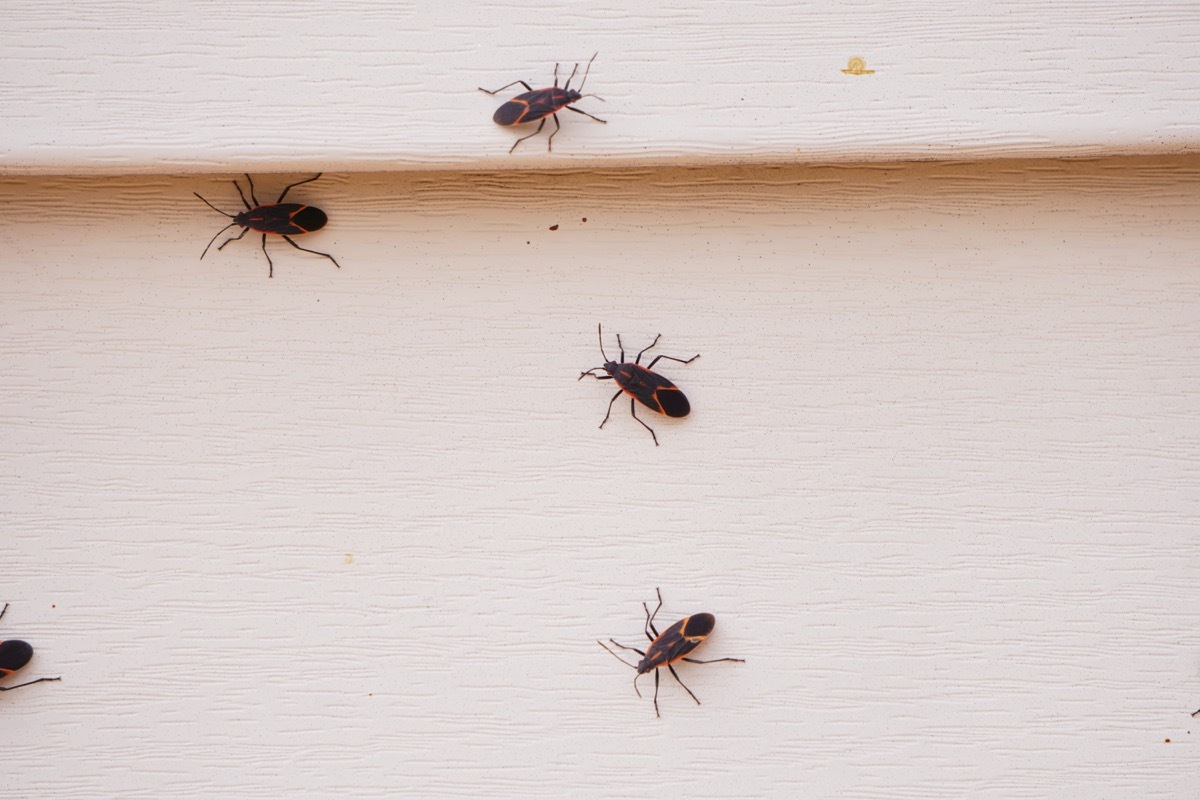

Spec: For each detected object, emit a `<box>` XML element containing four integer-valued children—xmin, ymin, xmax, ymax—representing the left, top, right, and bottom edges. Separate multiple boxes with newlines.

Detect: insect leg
<box><xmin>260</xmin><ymin>234</ymin><xmax>274</xmax><ymax>279</ymax></box>
<box><xmin>217</xmin><ymin>225</ymin><xmax>249</xmax><ymax>250</ymax></box>
<box><xmin>0</xmin><ymin>603</ymin><xmax>6</xmax><ymax>621</ymax></box>
<box><xmin>561</xmin><ymin>61</ymin><xmax>579</xmax><ymax>91</ymax></box>
<box><xmin>478</xmin><ymin>80</ymin><xmax>533</xmax><ymax>95</ymax></box>
<box><xmin>652</xmin><ymin>669</ymin><xmax>661</xmax><ymax>717</ymax></box>
<box><xmin>242</xmin><ymin>175</ymin><xmax>260</xmax><ymax>208</ymax></box>
<box><xmin>281</xmin><ymin>235</ymin><xmax>342</xmax><ymax>269</ymax></box>
<box><xmin>578</xmin><ymin>369</ymin><xmax>613</xmax><ymax>381</ymax></box>
<box><xmin>634</xmin><ymin>335</ymin><xmax>663</xmax><ymax>365</ymax></box>
<box><xmin>200</xmin><ymin>222</ymin><xmax>240</xmax><ymax>259</ymax></box>
<box><xmin>276</xmin><ymin>173</ymin><xmax>323</xmax><ymax>203</ymax></box>
<box><xmin>230</xmin><ymin>178</ymin><xmax>254</xmax><ymax>209</ymax></box>
<box><xmin>603</xmin><ymin>639</ymin><xmax>646</xmax><ymax>657</ymax></box>
<box><xmin>0</xmin><ymin>676</ymin><xmax>61</xmax><ymax>691</ymax></box>
<box><xmin>667</xmin><ymin>664</ymin><xmax>701</xmax><ymax>706</ymax></box>
<box><xmin>565</xmin><ymin>105</ymin><xmax>607</xmax><ymax>124</ymax></box>
<box><xmin>644</xmin><ymin>587</ymin><xmax>663</xmax><ymax>640</ymax></box>
<box><xmin>509</xmin><ymin>118</ymin><xmax>547</xmax><ymax>154</ymax></box>
<box><xmin>629</xmin><ymin>399</ymin><xmax>659</xmax><ymax>446</ymax></box>
<box><xmin>545</xmin><ymin>113</ymin><xmax>562</xmax><ymax>152</ymax></box>
<box><xmin>682</xmin><ymin>656</ymin><xmax>746</xmax><ymax>665</ymax></box>
<box><xmin>645</xmin><ymin>353</ymin><xmax>700</xmax><ymax>370</ymax></box>
<box><xmin>598</xmin><ymin>389</ymin><xmax>621</xmax><ymax>430</ymax></box>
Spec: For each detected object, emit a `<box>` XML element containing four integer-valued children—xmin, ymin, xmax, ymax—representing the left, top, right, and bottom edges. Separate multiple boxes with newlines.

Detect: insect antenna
<box><xmin>194</xmin><ymin>193</ymin><xmax>236</xmax><ymax>218</ymax></box>
<box><xmin>596</xmin><ymin>323</ymin><xmax>610</xmax><ymax>362</ymax></box>
<box><xmin>597</xmin><ymin>639</ymin><xmax>637</xmax><ymax>669</ymax></box>
<box><xmin>577</xmin><ymin>52</ymin><xmax>599</xmax><ymax>93</ymax></box>
<box><xmin>598</xmin><ymin>639</ymin><xmax>645</xmax><ymax>698</ymax></box>
<box><xmin>200</xmin><ymin>222</ymin><xmax>239</xmax><ymax>260</ymax></box>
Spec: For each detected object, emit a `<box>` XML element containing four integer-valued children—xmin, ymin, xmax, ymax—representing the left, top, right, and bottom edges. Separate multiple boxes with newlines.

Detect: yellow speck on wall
<box><xmin>842</xmin><ymin>57</ymin><xmax>876</xmax><ymax>75</ymax></box>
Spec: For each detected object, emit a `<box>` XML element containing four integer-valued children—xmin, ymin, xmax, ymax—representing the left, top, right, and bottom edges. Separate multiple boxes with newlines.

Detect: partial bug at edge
<box><xmin>0</xmin><ymin>604</ymin><xmax>61</xmax><ymax>692</ymax></box>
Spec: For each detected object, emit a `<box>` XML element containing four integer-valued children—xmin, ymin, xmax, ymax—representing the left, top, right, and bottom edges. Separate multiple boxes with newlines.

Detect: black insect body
<box><xmin>479</xmin><ymin>53</ymin><xmax>606</xmax><ymax>153</ymax></box>
<box><xmin>599</xmin><ymin>588</ymin><xmax>744</xmax><ymax>717</ymax></box>
<box><xmin>194</xmin><ymin>173</ymin><xmax>340</xmax><ymax>278</ymax></box>
<box><xmin>578</xmin><ymin>324</ymin><xmax>699</xmax><ymax>445</ymax></box>
<box><xmin>0</xmin><ymin>604</ymin><xmax>60</xmax><ymax>692</ymax></box>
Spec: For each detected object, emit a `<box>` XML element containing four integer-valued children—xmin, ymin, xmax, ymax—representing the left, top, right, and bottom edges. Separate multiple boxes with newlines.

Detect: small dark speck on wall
<box><xmin>549</xmin><ymin>224</ymin><xmax>559</xmax><ymax>231</ymax></box>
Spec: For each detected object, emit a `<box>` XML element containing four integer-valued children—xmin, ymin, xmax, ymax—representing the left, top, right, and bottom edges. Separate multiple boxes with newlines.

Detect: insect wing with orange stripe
<box><xmin>243</xmin><ymin>204</ymin><xmax>328</xmax><ymax>236</ymax></box>
<box><xmin>613</xmin><ymin>363</ymin><xmax>691</xmax><ymax>418</ymax></box>
<box><xmin>493</xmin><ymin>87</ymin><xmax>571</xmax><ymax>126</ymax></box>
<box><xmin>639</xmin><ymin>614</ymin><xmax>715</xmax><ymax>671</ymax></box>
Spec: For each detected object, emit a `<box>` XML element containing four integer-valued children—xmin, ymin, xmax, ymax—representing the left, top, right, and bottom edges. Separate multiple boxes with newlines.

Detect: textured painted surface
<box><xmin>2</xmin><ymin>158</ymin><xmax>1199</xmax><ymax>798</ymax></box>
<box><xmin>3</xmin><ymin>1</ymin><xmax>1200</xmax><ymax>173</ymax></box>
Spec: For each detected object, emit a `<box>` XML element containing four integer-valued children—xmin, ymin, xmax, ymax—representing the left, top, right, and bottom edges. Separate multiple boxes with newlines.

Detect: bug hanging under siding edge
<box><xmin>194</xmin><ymin>173</ymin><xmax>341</xmax><ymax>279</ymax></box>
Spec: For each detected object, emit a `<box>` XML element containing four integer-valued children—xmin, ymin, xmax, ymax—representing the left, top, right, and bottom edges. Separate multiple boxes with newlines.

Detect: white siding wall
<box><xmin>4</xmin><ymin>0</ymin><xmax>1200</xmax><ymax>796</ymax></box>
<box><xmin>2</xmin><ymin>159</ymin><xmax>1198</xmax><ymax>798</ymax></box>
<box><xmin>3</xmin><ymin>1</ymin><xmax>1199</xmax><ymax>173</ymax></box>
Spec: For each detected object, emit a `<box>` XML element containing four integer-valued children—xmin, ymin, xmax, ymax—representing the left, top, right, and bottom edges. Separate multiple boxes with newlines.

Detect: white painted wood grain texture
<box><xmin>3</xmin><ymin>1</ymin><xmax>1200</xmax><ymax>174</ymax></box>
<box><xmin>2</xmin><ymin>158</ymin><xmax>1199</xmax><ymax>798</ymax></box>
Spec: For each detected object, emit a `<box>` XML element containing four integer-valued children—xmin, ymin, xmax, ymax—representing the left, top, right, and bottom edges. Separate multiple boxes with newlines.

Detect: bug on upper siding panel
<box><xmin>599</xmin><ymin>588</ymin><xmax>744</xmax><ymax>717</ymax></box>
<box><xmin>479</xmin><ymin>53</ymin><xmax>606</xmax><ymax>153</ymax></box>
<box><xmin>0</xmin><ymin>604</ymin><xmax>61</xmax><ymax>693</ymax></box>
<box><xmin>578</xmin><ymin>324</ymin><xmax>698</xmax><ymax>445</ymax></box>
<box><xmin>194</xmin><ymin>173</ymin><xmax>341</xmax><ymax>278</ymax></box>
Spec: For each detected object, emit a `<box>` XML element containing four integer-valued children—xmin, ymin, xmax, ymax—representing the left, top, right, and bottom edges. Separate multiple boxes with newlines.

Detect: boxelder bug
<box><xmin>479</xmin><ymin>53</ymin><xmax>606</xmax><ymax>153</ymax></box>
<box><xmin>599</xmin><ymin>588</ymin><xmax>744</xmax><ymax>717</ymax></box>
<box><xmin>578</xmin><ymin>323</ymin><xmax>699</xmax><ymax>446</ymax></box>
<box><xmin>194</xmin><ymin>173</ymin><xmax>341</xmax><ymax>278</ymax></box>
<box><xmin>0</xmin><ymin>604</ymin><xmax>61</xmax><ymax>692</ymax></box>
